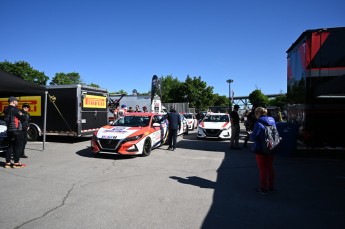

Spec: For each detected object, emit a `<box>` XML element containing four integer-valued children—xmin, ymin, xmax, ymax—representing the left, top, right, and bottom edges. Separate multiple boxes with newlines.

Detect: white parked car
<box><xmin>0</xmin><ymin>120</ymin><xmax>9</xmax><ymax>152</ymax></box>
<box><xmin>178</xmin><ymin>114</ymin><xmax>189</xmax><ymax>135</ymax></box>
<box><xmin>183</xmin><ymin>113</ymin><xmax>198</xmax><ymax>130</ymax></box>
<box><xmin>197</xmin><ymin>113</ymin><xmax>231</xmax><ymax>139</ymax></box>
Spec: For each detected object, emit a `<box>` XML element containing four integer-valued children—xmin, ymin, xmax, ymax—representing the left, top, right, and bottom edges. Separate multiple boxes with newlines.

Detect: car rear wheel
<box><xmin>142</xmin><ymin>138</ymin><xmax>152</xmax><ymax>156</ymax></box>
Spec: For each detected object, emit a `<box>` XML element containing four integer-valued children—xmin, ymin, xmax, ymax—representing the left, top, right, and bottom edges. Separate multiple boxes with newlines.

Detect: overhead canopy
<box><xmin>0</xmin><ymin>70</ymin><xmax>46</xmax><ymax>96</ymax></box>
<box><xmin>1</xmin><ymin>70</ymin><xmax>48</xmax><ymax>150</ymax></box>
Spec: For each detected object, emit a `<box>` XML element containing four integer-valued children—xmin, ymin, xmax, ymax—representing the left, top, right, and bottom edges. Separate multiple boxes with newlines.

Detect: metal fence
<box><xmin>163</xmin><ymin>102</ymin><xmax>189</xmax><ymax>113</ymax></box>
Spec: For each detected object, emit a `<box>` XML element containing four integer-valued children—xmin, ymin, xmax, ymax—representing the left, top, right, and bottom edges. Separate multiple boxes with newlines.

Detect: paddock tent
<box><xmin>0</xmin><ymin>70</ymin><xmax>46</xmax><ymax>96</ymax></box>
<box><xmin>1</xmin><ymin>70</ymin><xmax>48</xmax><ymax>149</ymax></box>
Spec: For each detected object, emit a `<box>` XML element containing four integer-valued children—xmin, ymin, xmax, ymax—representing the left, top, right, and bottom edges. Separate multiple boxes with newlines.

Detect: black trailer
<box><xmin>28</xmin><ymin>84</ymin><xmax>108</xmax><ymax>140</ymax></box>
<box><xmin>286</xmin><ymin>27</ymin><xmax>345</xmax><ymax>147</ymax></box>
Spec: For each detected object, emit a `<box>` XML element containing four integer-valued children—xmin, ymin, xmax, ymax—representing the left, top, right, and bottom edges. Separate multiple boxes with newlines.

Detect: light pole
<box><xmin>226</xmin><ymin>79</ymin><xmax>233</xmax><ymax>113</ymax></box>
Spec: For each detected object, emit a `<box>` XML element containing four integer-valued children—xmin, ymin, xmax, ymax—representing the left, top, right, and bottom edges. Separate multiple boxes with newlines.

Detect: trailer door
<box><xmin>80</xmin><ymin>91</ymin><xmax>108</xmax><ymax>136</ymax></box>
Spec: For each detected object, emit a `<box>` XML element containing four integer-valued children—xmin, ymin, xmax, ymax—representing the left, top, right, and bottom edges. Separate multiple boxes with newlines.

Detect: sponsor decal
<box><xmin>101</xmin><ymin>135</ymin><xmax>117</xmax><ymax>139</ymax></box>
<box><xmin>83</xmin><ymin>95</ymin><xmax>107</xmax><ymax>108</ymax></box>
<box><xmin>101</xmin><ymin>126</ymin><xmax>128</xmax><ymax>135</ymax></box>
<box><xmin>0</xmin><ymin>96</ymin><xmax>41</xmax><ymax>116</ymax></box>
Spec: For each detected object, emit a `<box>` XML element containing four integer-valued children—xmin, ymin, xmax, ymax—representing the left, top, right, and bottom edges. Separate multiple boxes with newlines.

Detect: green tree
<box><xmin>50</xmin><ymin>72</ymin><xmax>82</xmax><ymax>85</ymax></box>
<box><xmin>268</xmin><ymin>94</ymin><xmax>287</xmax><ymax>109</ymax></box>
<box><xmin>213</xmin><ymin>94</ymin><xmax>229</xmax><ymax>106</ymax></box>
<box><xmin>160</xmin><ymin>75</ymin><xmax>184</xmax><ymax>102</ymax></box>
<box><xmin>248</xmin><ymin>89</ymin><xmax>269</xmax><ymax>107</ymax></box>
<box><xmin>0</xmin><ymin>60</ymin><xmax>49</xmax><ymax>85</ymax></box>
<box><xmin>88</xmin><ymin>83</ymin><xmax>100</xmax><ymax>88</ymax></box>
<box><xmin>182</xmin><ymin>75</ymin><xmax>215</xmax><ymax>110</ymax></box>
<box><xmin>110</xmin><ymin>90</ymin><xmax>128</xmax><ymax>95</ymax></box>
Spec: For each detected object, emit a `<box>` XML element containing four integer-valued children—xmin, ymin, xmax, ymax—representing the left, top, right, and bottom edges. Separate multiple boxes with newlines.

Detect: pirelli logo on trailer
<box><xmin>0</xmin><ymin>96</ymin><xmax>42</xmax><ymax>116</ymax></box>
<box><xmin>83</xmin><ymin>95</ymin><xmax>107</xmax><ymax>108</ymax></box>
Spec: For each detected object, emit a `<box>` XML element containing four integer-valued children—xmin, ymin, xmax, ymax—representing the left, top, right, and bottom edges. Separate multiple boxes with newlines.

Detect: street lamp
<box><xmin>226</xmin><ymin>79</ymin><xmax>233</xmax><ymax>113</ymax></box>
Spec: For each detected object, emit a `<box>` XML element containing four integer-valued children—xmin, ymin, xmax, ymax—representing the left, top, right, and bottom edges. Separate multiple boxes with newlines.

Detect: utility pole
<box><xmin>226</xmin><ymin>79</ymin><xmax>233</xmax><ymax>113</ymax></box>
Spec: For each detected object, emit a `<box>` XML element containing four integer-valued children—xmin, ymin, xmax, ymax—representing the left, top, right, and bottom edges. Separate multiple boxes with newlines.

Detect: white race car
<box><xmin>197</xmin><ymin>113</ymin><xmax>231</xmax><ymax>139</ymax></box>
<box><xmin>183</xmin><ymin>113</ymin><xmax>198</xmax><ymax>130</ymax></box>
<box><xmin>178</xmin><ymin>114</ymin><xmax>189</xmax><ymax>135</ymax></box>
<box><xmin>91</xmin><ymin>112</ymin><xmax>168</xmax><ymax>156</ymax></box>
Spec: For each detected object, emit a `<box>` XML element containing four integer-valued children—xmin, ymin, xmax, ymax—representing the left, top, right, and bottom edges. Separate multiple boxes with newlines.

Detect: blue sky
<box><xmin>1</xmin><ymin>0</ymin><xmax>344</xmax><ymax>97</ymax></box>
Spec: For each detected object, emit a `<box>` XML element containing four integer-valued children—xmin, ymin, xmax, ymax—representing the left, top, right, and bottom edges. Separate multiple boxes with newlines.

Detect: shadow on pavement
<box><xmin>176</xmin><ymin>132</ymin><xmax>229</xmax><ymax>152</ymax></box>
<box><xmin>170</xmin><ymin>176</ymin><xmax>216</xmax><ymax>189</ymax></box>
<box><xmin>33</xmin><ymin>135</ymin><xmax>91</xmax><ymax>143</ymax></box>
<box><xmin>170</xmin><ymin>136</ymin><xmax>345</xmax><ymax>229</ymax></box>
<box><xmin>76</xmin><ymin>147</ymin><xmax>137</xmax><ymax>160</ymax></box>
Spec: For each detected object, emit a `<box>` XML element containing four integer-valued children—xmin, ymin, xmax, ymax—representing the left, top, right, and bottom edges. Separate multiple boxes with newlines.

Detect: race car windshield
<box><xmin>112</xmin><ymin>115</ymin><xmax>151</xmax><ymax>127</ymax></box>
<box><xmin>183</xmin><ymin>114</ymin><xmax>193</xmax><ymax>119</ymax></box>
<box><xmin>204</xmin><ymin>115</ymin><xmax>229</xmax><ymax>122</ymax></box>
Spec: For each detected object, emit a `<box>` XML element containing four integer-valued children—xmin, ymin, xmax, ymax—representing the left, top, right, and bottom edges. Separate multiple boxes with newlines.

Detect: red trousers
<box><xmin>256</xmin><ymin>154</ymin><xmax>275</xmax><ymax>190</ymax></box>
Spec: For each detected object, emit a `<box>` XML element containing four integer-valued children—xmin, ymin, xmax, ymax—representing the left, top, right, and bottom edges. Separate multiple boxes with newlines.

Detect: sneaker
<box><xmin>12</xmin><ymin>163</ymin><xmax>27</xmax><ymax>168</ymax></box>
<box><xmin>167</xmin><ymin>147</ymin><xmax>172</xmax><ymax>151</ymax></box>
<box><xmin>4</xmin><ymin>163</ymin><xmax>12</xmax><ymax>168</ymax></box>
<box><xmin>255</xmin><ymin>188</ymin><xmax>268</xmax><ymax>195</ymax></box>
<box><xmin>21</xmin><ymin>155</ymin><xmax>28</xmax><ymax>158</ymax></box>
<box><xmin>172</xmin><ymin>148</ymin><xmax>176</xmax><ymax>151</ymax></box>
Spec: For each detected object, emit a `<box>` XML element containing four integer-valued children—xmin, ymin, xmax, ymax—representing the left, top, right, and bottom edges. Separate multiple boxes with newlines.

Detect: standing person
<box><xmin>117</xmin><ymin>104</ymin><xmax>127</xmax><ymax>117</ymax></box>
<box><xmin>127</xmin><ymin>107</ymin><xmax>134</xmax><ymax>112</ymax></box>
<box><xmin>142</xmin><ymin>106</ymin><xmax>148</xmax><ymax>112</ymax></box>
<box><xmin>243</xmin><ymin>105</ymin><xmax>257</xmax><ymax>148</ymax></box>
<box><xmin>3</xmin><ymin>96</ymin><xmax>26</xmax><ymax>168</ymax></box>
<box><xmin>250</xmin><ymin>107</ymin><xmax>276</xmax><ymax>195</ymax></box>
<box><xmin>166</xmin><ymin>106</ymin><xmax>181</xmax><ymax>151</ymax></box>
<box><xmin>20</xmin><ymin>103</ymin><xmax>31</xmax><ymax>158</ymax></box>
<box><xmin>229</xmin><ymin>104</ymin><xmax>241</xmax><ymax>149</ymax></box>
<box><xmin>134</xmin><ymin>105</ymin><xmax>141</xmax><ymax>112</ymax></box>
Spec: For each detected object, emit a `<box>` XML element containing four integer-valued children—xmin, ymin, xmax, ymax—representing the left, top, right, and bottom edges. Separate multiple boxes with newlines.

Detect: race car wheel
<box><xmin>184</xmin><ymin>127</ymin><xmax>189</xmax><ymax>135</ymax></box>
<box><xmin>142</xmin><ymin>138</ymin><xmax>152</xmax><ymax>157</ymax></box>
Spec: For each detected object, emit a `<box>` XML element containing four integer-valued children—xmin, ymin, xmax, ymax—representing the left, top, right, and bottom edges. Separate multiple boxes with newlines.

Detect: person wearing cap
<box><xmin>20</xmin><ymin>103</ymin><xmax>31</xmax><ymax>158</ymax></box>
<box><xmin>166</xmin><ymin>106</ymin><xmax>181</xmax><ymax>151</ymax></box>
<box><xmin>230</xmin><ymin>104</ymin><xmax>241</xmax><ymax>150</ymax></box>
<box><xmin>3</xmin><ymin>96</ymin><xmax>26</xmax><ymax>168</ymax></box>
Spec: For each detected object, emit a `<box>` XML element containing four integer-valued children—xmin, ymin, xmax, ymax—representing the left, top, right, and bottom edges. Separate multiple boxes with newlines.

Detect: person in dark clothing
<box><xmin>243</xmin><ymin>105</ymin><xmax>257</xmax><ymax>148</ymax></box>
<box><xmin>20</xmin><ymin>103</ymin><xmax>31</xmax><ymax>158</ymax></box>
<box><xmin>3</xmin><ymin>96</ymin><xmax>26</xmax><ymax>168</ymax></box>
<box><xmin>166</xmin><ymin>106</ymin><xmax>181</xmax><ymax>151</ymax></box>
<box><xmin>250</xmin><ymin>107</ymin><xmax>277</xmax><ymax>195</ymax></box>
<box><xmin>142</xmin><ymin>106</ymin><xmax>148</xmax><ymax>112</ymax></box>
<box><xmin>229</xmin><ymin>104</ymin><xmax>241</xmax><ymax>149</ymax></box>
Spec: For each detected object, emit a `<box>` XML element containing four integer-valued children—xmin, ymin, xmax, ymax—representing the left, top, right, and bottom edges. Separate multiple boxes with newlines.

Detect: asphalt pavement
<box><xmin>0</xmin><ymin>125</ymin><xmax>344</xmax><ymax>229</ymax></box>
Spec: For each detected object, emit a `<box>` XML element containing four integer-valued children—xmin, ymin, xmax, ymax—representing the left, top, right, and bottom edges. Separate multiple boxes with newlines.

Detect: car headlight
<box><xmin>124</xmin><ymin>134</ymin><xmax>144</xmax><ymax>142</ymax></box>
